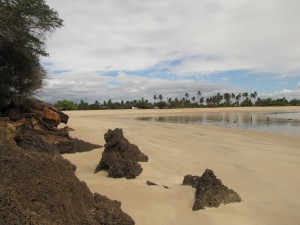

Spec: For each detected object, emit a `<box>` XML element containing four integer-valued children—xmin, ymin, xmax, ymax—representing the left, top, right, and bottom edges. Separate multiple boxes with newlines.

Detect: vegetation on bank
<box><xmin>53</xmin><ymin>92</ymin><xmax>300</xmax><ymax>111</ymax></box>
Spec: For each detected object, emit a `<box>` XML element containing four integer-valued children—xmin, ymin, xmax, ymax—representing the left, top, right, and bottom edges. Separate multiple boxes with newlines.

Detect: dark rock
<box><xmin>95</xmin><ymin>128</ymin><xmax>148</xmax><ymax>179</ymax></box>
<box><xmin>15</xmin><ymin>129</ymin><xmax>60</xmax><ymax>156</ymax></box>
<box><xmin>42</xmin><ymin>118</ymin><xmax>57</xmax><ymax>127</ymax></box>
<box><xmin>183</xmin><ymin>169</ymin><xmax>241</xmax><ymax>210</ymax></box>
<box><xmin>0</xmin><ymin>127</ymin><xmax>135</xmax><ymax>225</ymax></box>
<box><xmin>55</xmin><ymin>138</ymin><xmax>102</xmax><ymax>154</ymax></box>
<box><xmin>146</xmin><ymin>181</ymin><xmax>157</xmax><ymax>186</ymax></box>
<box><xmin>163</xmin><ymin>185</ymin><xmax>171</xmax><ymax>189</ymax></box>
<box><xmin>107</xmin><ymin>158</ymin><xmax>143</xmax><ymax>179</ymax></box>
<box><xmin>15</xmin><ymin>127</ymin><xmax>101</xmax><ymax>155</ymax></box>
<box><xmin>182</xmin><ymin>175</ymin><xmax>200</xmax><ymax>188</ymax></box>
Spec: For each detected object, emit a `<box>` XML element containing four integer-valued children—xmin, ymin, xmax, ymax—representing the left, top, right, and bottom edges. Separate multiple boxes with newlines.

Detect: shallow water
<box><xmin>137</xmin><ymin>111</ymin><xmax>300</xmax><ymax>135</ymax></box>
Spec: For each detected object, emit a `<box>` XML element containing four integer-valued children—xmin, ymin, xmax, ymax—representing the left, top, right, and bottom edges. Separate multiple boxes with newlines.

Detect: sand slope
<box><xmin>63</xmin><ymin>107</ymin><xmax>300</xmax><ymax>225</ymax></box>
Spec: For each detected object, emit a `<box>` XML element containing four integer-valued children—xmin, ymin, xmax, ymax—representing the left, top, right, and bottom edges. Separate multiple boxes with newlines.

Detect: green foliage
<box><xmin>240</xmin><ymin>98</ymin><xmax>253</xmax><ymax>107</ymax></box>
<box><xmin>54</xmin><ymin>99</ymin><xmax>77</xmax><ymax>111</ymax></box>
<box><xmin>255</xmin><ymin>97</ymin><xmax>289</xmax><ymax>106</ymax></box>
<box><xmin>77</xmin><ymin>100</ymin><xmax>89</xmax><ymax>110</ymax></box>
<box><xmin>89</xmin><ymin>100</ymin><xmax>101</xmax><ymax>110</ymax></box>
<box><xmin>289</xmin><ymin>99</ymin><xmax>300</xmax><ymax>106</ymax></box>
<box><xmin>223</xmin><ymin>93</ymin><xmax>231</xmax><ymax>105</ymax></box>
<box><xmin>0</xmin><ymin>0</ymin><xmax>63</xmax><ymax>106</ymax></box>
<box><xmin>155</xmin><ymin>101</ymin><xmax>167</xmax><ymax>109</ymax></box>
<box><xmin>134</xmin><ymin>100</ymin><xmax>153</xmax><ymax>109</ymax></box>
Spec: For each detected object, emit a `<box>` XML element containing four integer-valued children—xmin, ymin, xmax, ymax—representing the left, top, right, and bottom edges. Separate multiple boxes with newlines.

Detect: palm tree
<box><xmin>243</xmin><ymin>92</ymin><xmax>248</xmax><ymax>99</ymax></box>
<box><xmin>153</xmin><ymin>95</ymin><xmax>157</xmax><ymax>103</ymax></box>
<box><xmin>236</xmin><ymin>94</ymin><xmax>241</xmax><ymax>106</ymax></box>
<box><xmin>231</xmin><ymin>93</ymin><xmax>236</xmax><ymax>106</ymax></box>
<box><xmin>250</xmin><ymin>92</ymin><xmax>258</xmax><ymax>104</ymax></box>
<box><xmin>158</xmin><ymin>94</ymin><xmax>163</xmax><ymax>102</ymax></box>
<box><xmin>215</xmin><ymin>92</ymin><xmax>221</xmax><ymax>105</ymax></box>
<box><xmin>206</xmin><ymin>97</ymin><xmax>211</xmax><ymax>105</ymax></box>
<box><xmin>185</xmin><ymin>92</ymin><xmax>189</xmax><ymax>100</ymax></box>
<box><xmin>191</xmin><ymin>96</ymin><xmax>196</xmax><ymax>103</ymax></box>
<box><xmin>200</xmin><ymin>97</ymin><xmax>204</xmax><ymax>105</ymax></box>
<box><xmin>254</xmin><ymin>91</ymin><xmax>258</xmax><ymax>98</ymax></box>
<box><xmin>167</xmin><ymin>98</ymin><xmax>172</xmax><ymax>107</ymax></box>
<box><xmin>224</xmin><ymin>93</ymin><xmax>231</xmax><ymax>105</ymax></box>
<box><xmin>197</xmin><ymin>91</ymin><xmax>201</xmax><ymax>103</ymax></box>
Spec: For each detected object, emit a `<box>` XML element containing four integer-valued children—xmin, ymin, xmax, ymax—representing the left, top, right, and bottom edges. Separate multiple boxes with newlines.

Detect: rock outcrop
<box><xmin>1</xmin><ymin>100</ymin><xmax>101</xmax><ymax>155</ymax></box>
<box><xmin>183</xmin><ymin>169</ymin><xmax>241</xmax><ymax>210</ymax></box>
<box><xmin>182</xmin><ymin>175</ymin><xmax>200</xmax><ymax>188</ymax></box>
<box><xmin>95</xmin><ymin>128</ymin><xmax>148</xmax><ymax>179</ymax></box>
<box><xmin>0</xmin><ymin>127</ymin><xmax>135</xmax><ymax>225</ymax></box>
<box><xmin>54</xmin><ymin>138</ymin><xmax>101</xmax><ymax>154</ymax></box>
<box><xmin>14</xmin><ymin>127</ymin><xmax>102</xmax><ymax>155</ymax></box>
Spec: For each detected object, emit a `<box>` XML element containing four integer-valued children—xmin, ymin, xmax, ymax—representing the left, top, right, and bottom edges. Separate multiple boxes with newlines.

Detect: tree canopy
<box><xmin>0</xmin><ymin>0</ymin><xmax>63</xmax><ymax>106</ymax></box>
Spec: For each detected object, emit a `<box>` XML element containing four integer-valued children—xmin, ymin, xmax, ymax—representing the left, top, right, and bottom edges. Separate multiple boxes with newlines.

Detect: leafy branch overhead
<box><xmin>0</xmin><ymin>0</ymin><xmax>63</xmax><ymax>106</ymax></box>
<box><xmin>0</xmin><ymin>0</ymin><xmax>63</xmax><ymax>56</ymax></box>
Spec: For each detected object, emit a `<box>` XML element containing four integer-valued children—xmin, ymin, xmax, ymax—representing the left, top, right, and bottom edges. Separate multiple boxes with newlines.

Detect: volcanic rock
<box><xmin>0</xmin><ymin>127</ymin><xmax>134</xmax><ymax>225</ymax></box>
<box><xmin>95</xmin><ymin>128</ymin><xmax>148</xmax><ymax>179</ymax></box>
<box><xmin>15</xmin><ymin>129</ymin><xmax>60</xmax><ymax>156</ymax></box>
<box><xmin>54</xmin><ymin>138</ymin><xmax>102</xmax><ymax>154</ymax></box>
<box><xmin>183</xmin><ymin>169</ymin><xmax>241</xmax><ymax>210</ymax></box>
<box><xmin>14</xmin><ymin>127</ymin><xmax>101</xmax><ymax>155</ymax></box>
<box><xmin>182</xmin><ymin>175</ymin><xmax>200</xmax><ymax>188</ymax></box>
<box><xmin>146</xmin><ymin>181</ymin><xmax>157</xmax><ymax>186</ymax></box>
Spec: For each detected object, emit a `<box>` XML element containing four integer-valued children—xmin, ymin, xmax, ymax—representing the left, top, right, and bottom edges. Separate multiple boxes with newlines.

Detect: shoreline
<box><xmin>64</xmin><ymin>106</ymin><xmax>300</xmax><ymax>116</ymax></box>
<box><xmin>63</xmin><ymin>106</ymin><xmax>300</xmax><ymax>225</ymax></box>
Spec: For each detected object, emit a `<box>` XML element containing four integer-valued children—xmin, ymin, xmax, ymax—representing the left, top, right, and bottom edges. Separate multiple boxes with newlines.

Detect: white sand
<box><xmin>63</xmin><ymin>107</ymin><xmax>300</xmax><ymax>225</ymax></box>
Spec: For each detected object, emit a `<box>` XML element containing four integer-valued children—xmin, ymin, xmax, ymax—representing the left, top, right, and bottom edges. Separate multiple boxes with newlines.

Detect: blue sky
<box><xmin>40</xmin><ymin>0</ymin><xmax>300</xmax><ymax>103</ymax></box>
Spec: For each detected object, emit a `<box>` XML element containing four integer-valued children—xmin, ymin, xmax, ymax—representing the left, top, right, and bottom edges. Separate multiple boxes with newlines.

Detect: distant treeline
<box><xmin>53</xmin><ymin>92</ymin><xmax>300</xmax><ymax>111</ymax></box>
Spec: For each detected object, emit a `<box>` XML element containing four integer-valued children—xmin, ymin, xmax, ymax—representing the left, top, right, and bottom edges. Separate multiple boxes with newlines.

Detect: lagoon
<box><xmin>138</xmin><ymin>111</ymin><xmax>300</xmax><ymax>135</ymax></box>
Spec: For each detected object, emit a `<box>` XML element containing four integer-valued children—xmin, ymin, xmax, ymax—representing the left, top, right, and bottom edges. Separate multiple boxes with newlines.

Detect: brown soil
<box><xmin>0</xmin><ymin>127</ymin><xmax>134</xmax><ymax>225</ymax></box>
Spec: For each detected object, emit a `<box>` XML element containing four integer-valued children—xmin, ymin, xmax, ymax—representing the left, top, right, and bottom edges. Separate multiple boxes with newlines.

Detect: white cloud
<box><xmin>38</xmin><ymin>71</ymin><xmax>240</xmax><ymax>103</ymax></box>
<box><xmin>44</xmin><ymin>0</ymin><xmax>300</xmax><ymax>76</ymax></box>
<box><xmin>40</xmin><ymin>0</ymin><xmax>300</xmax><ymax>102</ymax></box>
<box><xmin>261</xmin><ymin>89</ymin><xmax>300</xmax><ymax>100</ymax></box>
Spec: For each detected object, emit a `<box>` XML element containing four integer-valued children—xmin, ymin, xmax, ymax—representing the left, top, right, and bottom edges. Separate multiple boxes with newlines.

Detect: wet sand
<box><xmin>63</xmin><ymin>107</ymin><xmax>300</xmax><ymax>225</ymax></box>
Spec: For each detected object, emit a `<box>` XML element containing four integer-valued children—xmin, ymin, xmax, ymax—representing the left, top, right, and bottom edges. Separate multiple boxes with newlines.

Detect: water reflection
<box><xmin>138</xmin><ymin>112</ymin><xmax>300</xmax><ymax>135</ymax></box>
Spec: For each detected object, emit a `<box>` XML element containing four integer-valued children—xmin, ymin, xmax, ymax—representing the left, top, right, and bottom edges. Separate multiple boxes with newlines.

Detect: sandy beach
<box><xmin>63</xmin><ymin>107</ymin><xmax>300</xmax><ymax>225</ymax></box>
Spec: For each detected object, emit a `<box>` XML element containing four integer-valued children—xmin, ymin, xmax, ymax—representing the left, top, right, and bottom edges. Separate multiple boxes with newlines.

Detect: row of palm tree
<box><xmin>53</xmin><ymin>91</ymin><xmax>299</xmax><ymax>110</ymax></box>
<box><xmin>153</xmin><ymin>91</ymin><xmax>258</xmax><ymax>107</ymax></box>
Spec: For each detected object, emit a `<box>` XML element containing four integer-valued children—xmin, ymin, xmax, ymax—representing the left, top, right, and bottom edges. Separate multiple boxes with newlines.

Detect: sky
<box><xmin>40</xmin><ymin>0</ymin><xmax>300</xmax><ymax>103</ymax></box>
